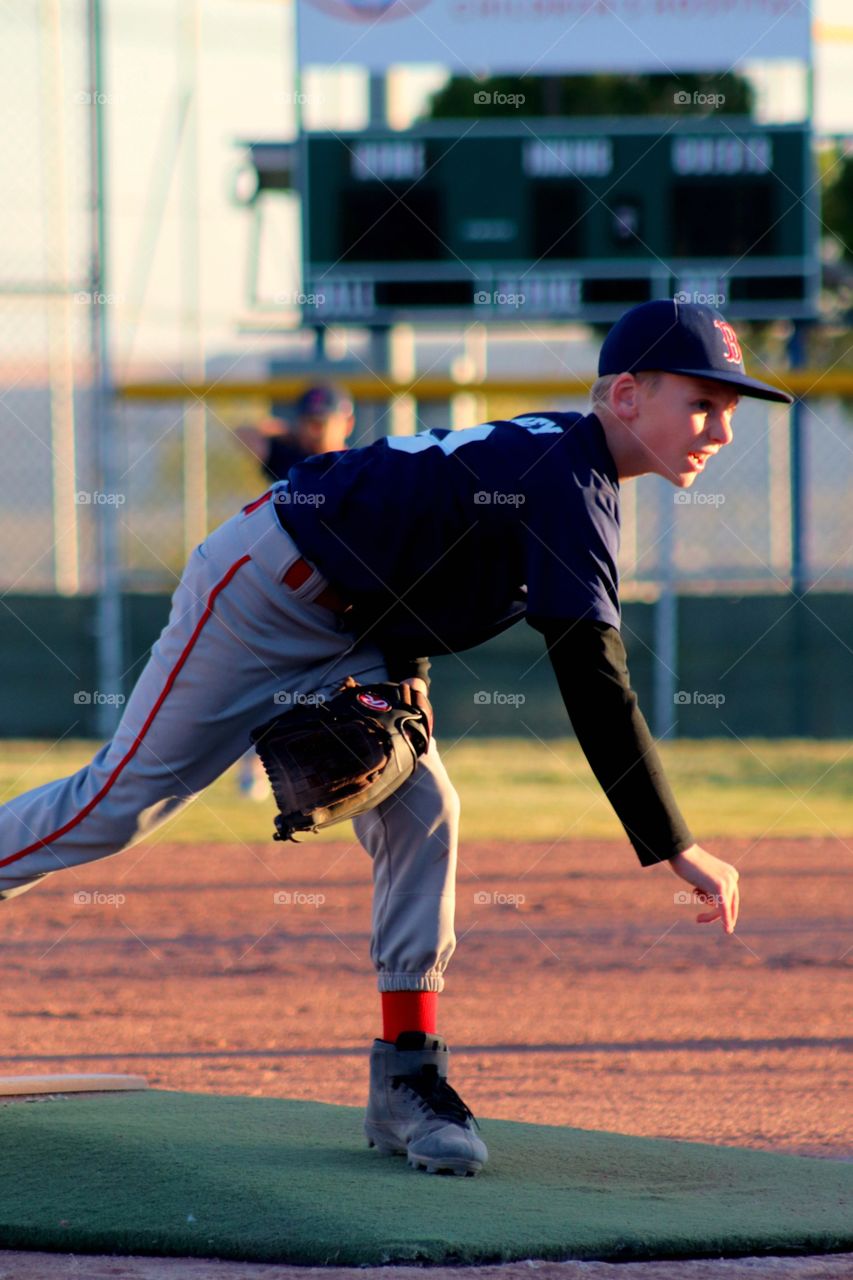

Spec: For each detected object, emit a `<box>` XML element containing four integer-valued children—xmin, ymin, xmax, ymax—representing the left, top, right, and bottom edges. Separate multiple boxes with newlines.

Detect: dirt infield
<box><xmin>0</xmin><ymin>834</ymin><xmax>849</xmax><ymax>1275</ymax></box>
<box><xmin>0</xmin><ymin>834</ymin><xmax>848</xmax><ymax>1157</ymax></box>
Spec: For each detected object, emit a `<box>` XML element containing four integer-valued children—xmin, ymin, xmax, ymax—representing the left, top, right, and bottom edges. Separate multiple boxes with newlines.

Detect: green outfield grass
<box><xmin>1</xmin><ymin>737</ymin><xmax>851</xmax><ymax>846</ymax></box>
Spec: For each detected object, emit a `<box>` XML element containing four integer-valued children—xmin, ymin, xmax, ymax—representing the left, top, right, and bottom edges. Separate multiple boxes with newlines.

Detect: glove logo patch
<box><xmin>357</xmin><ymin>692</ymin><xmax>392</xmax><ymax>712</ymax></box>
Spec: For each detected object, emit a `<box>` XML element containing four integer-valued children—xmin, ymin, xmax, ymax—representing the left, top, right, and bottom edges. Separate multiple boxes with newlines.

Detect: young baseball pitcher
<box><xmin>0</xmin><ymin>301</ymin><xmax>792</xmax><ymax>1176</ymax></box>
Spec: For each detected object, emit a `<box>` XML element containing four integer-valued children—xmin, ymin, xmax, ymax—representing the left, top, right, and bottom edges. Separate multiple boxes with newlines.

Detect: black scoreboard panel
<box><xmin>300</xmin><ymin>119</ymin><xmax>816</xmax><ymax>322</ymax></box>
<box><xmin>671</xmin><ymin>181</ymin><xmax>775</xmax><ymax>257</ymax></box>
<box><xmin>341</xmin><ymin>186</ymin><xmax>444</xmax><ymax>262</ymax></box>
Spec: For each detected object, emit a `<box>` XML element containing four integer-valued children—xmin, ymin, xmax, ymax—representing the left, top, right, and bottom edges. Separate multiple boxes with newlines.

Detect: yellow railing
<box><xmin>116</xmin><ymin>371</ymin><xmax>853</xmax><ymax>402</ymax></box>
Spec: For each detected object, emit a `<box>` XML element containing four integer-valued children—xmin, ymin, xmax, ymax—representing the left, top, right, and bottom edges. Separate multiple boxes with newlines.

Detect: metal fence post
<box><xmin>89</xmin><ymin>0</ymin><xmax>123</xmax><ymax>737</ymax></box>
<box><xmin>653</xmin><ymin>478</ymin><xmax>678</xmax><ymax>740</ymax></box>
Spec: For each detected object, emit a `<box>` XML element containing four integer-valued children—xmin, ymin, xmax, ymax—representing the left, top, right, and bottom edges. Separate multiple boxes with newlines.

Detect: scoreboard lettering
<box><xmin>351</xmin><ymin>141</ymin><xmax>426</xmax><ymax>181</ymax></box>
<box><xmin>671</xmin><ymin>135</ymin><xmax>773</xmax><ymax>175</ymax></box>
<box><xmin>522</xmin><ymin>138</ymin><xmax>613</xmax><ymax>177</ymax></box>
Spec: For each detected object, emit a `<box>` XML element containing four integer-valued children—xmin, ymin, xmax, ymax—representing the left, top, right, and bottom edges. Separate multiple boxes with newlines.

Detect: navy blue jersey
<box><xmin>276</xmin><ymin>411</ymin><xmax>621</xmax><ymax>654</ymax></box>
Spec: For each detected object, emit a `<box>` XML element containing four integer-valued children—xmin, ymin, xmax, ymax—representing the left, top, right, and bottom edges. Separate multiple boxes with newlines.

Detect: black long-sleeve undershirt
<box><xmin>538</xmin><ymin>618</ymin><xmax>694</xmax><ymax>867</ymax></box>
<box><xmin>383</xmin><ymin>654</ymin><xmax>431</xmax><ymax>686</ymax></box>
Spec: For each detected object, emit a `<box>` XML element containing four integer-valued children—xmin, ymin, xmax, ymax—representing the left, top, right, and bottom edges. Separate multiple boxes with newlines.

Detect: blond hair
<box><xmin>590</xmin><ymin>370</ymin><xmax>661</xmax><ymax>411</ymax></box>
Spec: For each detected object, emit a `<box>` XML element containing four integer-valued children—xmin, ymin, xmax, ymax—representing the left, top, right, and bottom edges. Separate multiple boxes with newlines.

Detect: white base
<box><xmin>0</xmin><ymin>1073</ymin><xmax>148</xmax><ymax>1096</ymax></box>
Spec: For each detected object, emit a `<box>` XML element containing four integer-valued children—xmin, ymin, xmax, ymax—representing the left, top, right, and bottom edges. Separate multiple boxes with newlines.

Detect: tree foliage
<box><xmin>423</xmin><ymin>72</ymin><xmax>754</xmax><ymax>119</ymax></box>
<box><xmin>821</xmin><ymin>150</ymin><xmax>853</xmax><ymax>263</ymax></box>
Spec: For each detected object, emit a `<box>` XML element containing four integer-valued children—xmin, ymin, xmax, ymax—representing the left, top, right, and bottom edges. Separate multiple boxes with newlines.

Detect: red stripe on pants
<box><xmin>241</xmin><ymin>490</ymin><xmax>273</xmax><ymax>515</ymax></box>
<box><xmin>0</xmin><ymin>554</ymin><xmax>252</xmax><ymax>870</ymax></box>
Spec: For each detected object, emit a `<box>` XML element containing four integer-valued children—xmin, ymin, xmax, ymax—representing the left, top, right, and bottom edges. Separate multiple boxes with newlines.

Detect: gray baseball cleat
<box><xmin>364</xmin><ymin>1031</ymin><xmax>488</xmax><ymax>1176</ymax></box>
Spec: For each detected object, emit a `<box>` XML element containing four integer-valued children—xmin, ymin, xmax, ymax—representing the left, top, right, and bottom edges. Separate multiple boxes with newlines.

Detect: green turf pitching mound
<box><xmin>0</xmin><ymin>1090</ymin><xmax>850</xmax><ymax>1265</ymax></box>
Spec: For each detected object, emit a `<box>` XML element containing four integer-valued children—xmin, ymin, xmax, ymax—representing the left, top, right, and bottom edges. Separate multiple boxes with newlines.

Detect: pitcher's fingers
<box><xmin>729</xmin><ymin>882</ymin><xmax>740</xmax><ymax>932</ymax></box>
<box><xmin>697</xmin><ymin>909</ymin><xmax>721</xmax><ymax>924</ymax></box>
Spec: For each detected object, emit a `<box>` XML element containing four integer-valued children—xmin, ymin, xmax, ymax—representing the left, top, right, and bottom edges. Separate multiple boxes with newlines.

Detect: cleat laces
<box><xmin>392</xmin><ymin>1063</ymin><xmax>479</xmax><ymax>1128</ymax></box>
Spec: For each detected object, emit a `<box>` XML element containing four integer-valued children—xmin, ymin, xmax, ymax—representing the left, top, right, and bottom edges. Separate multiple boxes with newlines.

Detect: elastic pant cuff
<box><xmin>376</xmin><ymin>972</ymin><xmax>445</xmax><ymax>993</ymax></box>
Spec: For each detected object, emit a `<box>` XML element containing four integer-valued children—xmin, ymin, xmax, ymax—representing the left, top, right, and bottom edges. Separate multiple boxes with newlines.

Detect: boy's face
<box><xmin>629</xmin><ymin>373</ymin><xmax>739</xmax><ymax>489</ymax></box>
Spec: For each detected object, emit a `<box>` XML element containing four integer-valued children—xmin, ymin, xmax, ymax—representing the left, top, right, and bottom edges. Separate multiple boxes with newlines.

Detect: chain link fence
<box><xmin>0</xmin><ymin>1</ymin><xmax>97</xmax><ymax>594</ymax></box>
<box><xmin>3</xmin><ymin>378</ymin><xmax>853</xmax><ymax>602</ymax></box>
<box><xmin>1</xmin><ymin>2</ymin><xmax>851</xmax><ymax>609</ymax></box>
<box><xmin>76</xmin><ymin>380</ymin><xmax>853</xmax><ymax>601</ymax></box>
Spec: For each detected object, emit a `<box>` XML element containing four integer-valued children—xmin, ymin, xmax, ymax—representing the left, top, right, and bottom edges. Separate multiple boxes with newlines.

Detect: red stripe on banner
<box><xmin>0</xmin><ymin>554</ymin><xmax>253</xmax><ymax>870</ymax></box>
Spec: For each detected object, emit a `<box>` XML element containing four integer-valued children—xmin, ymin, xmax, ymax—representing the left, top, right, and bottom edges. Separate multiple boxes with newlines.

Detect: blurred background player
<box><xmin>234</xmin><ymin>383</ymin><xmax>355</xmax><ymax>798</ymax></box>
<box><xmin>235</xmin><ymin>383</ymin><xmax>354</xmax><ymax>484</ymax></box>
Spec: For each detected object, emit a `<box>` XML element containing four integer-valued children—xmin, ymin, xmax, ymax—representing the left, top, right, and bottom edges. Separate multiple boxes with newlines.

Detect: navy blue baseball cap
<box><xmin>295</xmin><ymin>384</ymin><xmax>353</xmax><ymax>418</ymax></box>
<box><xmin>598</xmin><ymin>300</ymin><xmax>793</xmax><ymax>404</ymax></box>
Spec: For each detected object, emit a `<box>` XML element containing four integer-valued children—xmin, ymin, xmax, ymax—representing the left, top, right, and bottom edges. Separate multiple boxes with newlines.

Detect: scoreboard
<box><xmin>297</xmin><ymin>117</ymin><xmax>817</xmax><ymax>324</ymax></box>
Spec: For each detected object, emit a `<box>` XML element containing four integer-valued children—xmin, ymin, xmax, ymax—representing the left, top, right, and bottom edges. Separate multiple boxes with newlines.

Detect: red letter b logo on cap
<box><xmin>714</xmin><ymin>320</ymin><xmax>742</xmax><ymax>365</ymax></box>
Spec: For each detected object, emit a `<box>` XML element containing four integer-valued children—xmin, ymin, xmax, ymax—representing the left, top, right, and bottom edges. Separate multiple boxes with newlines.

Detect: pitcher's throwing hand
<box><xmin>670</xmin><ymin>844</ymin><xmax>740</xmax><ymax>933</ymax></box>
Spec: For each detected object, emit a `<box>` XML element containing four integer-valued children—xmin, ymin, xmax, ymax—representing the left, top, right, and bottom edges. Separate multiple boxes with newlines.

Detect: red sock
<box><xmin>381</xmin><ymin>991</ymin><xmax>438</xmax><ymax>1042</ymax></box>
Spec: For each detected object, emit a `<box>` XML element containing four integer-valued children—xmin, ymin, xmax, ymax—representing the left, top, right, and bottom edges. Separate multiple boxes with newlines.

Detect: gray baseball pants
<box><xmin>0</xmin><ymin>490</ymin><xmax>459</xmax><ymax>992</ymax></box>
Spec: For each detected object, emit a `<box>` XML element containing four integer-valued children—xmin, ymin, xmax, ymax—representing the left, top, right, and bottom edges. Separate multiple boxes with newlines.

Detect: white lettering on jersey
<box><xmin>386</xmin><ymin>416</ymin><xmax>562</xmax><ymax>455</ymax></box>
<box><xmin>512</xmin><ymin>416</ymin><xmax>564</xmax><ymax>433</ymax></box>
<box><xmin>385</xmin><ymin>432</ymin><xmax>447</xmax><ymax>454</ymax></box>
<box><xmin>385</xmin><ymin>424</ymin><xmax>495</xmax><ymax>455</ymax></box>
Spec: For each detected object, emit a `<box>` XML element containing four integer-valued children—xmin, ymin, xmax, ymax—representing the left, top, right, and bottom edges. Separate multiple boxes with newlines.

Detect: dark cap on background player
<box><xmin>294</xmin><ymin>384</ymin><xmax>354</xmax><ymax>420</ymax></box>
<box><xmin>599</xmin><ymin>300</ymin><xmax>794</xmax><ymax>405</ymax></box>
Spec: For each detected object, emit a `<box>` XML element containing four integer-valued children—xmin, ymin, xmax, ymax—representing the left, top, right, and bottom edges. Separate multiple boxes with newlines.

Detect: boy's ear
<box><xmin>610</xmin><ymin>373</ymin><xmax>641</xmax><ymax>420</ymax></box>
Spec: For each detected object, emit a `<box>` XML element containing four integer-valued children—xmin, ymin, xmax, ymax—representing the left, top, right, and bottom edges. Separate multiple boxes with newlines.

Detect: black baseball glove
<box><xmin>249</xmin><ymin>677</ymin><xmax>432</xmax><ymax>841</ymax></box>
